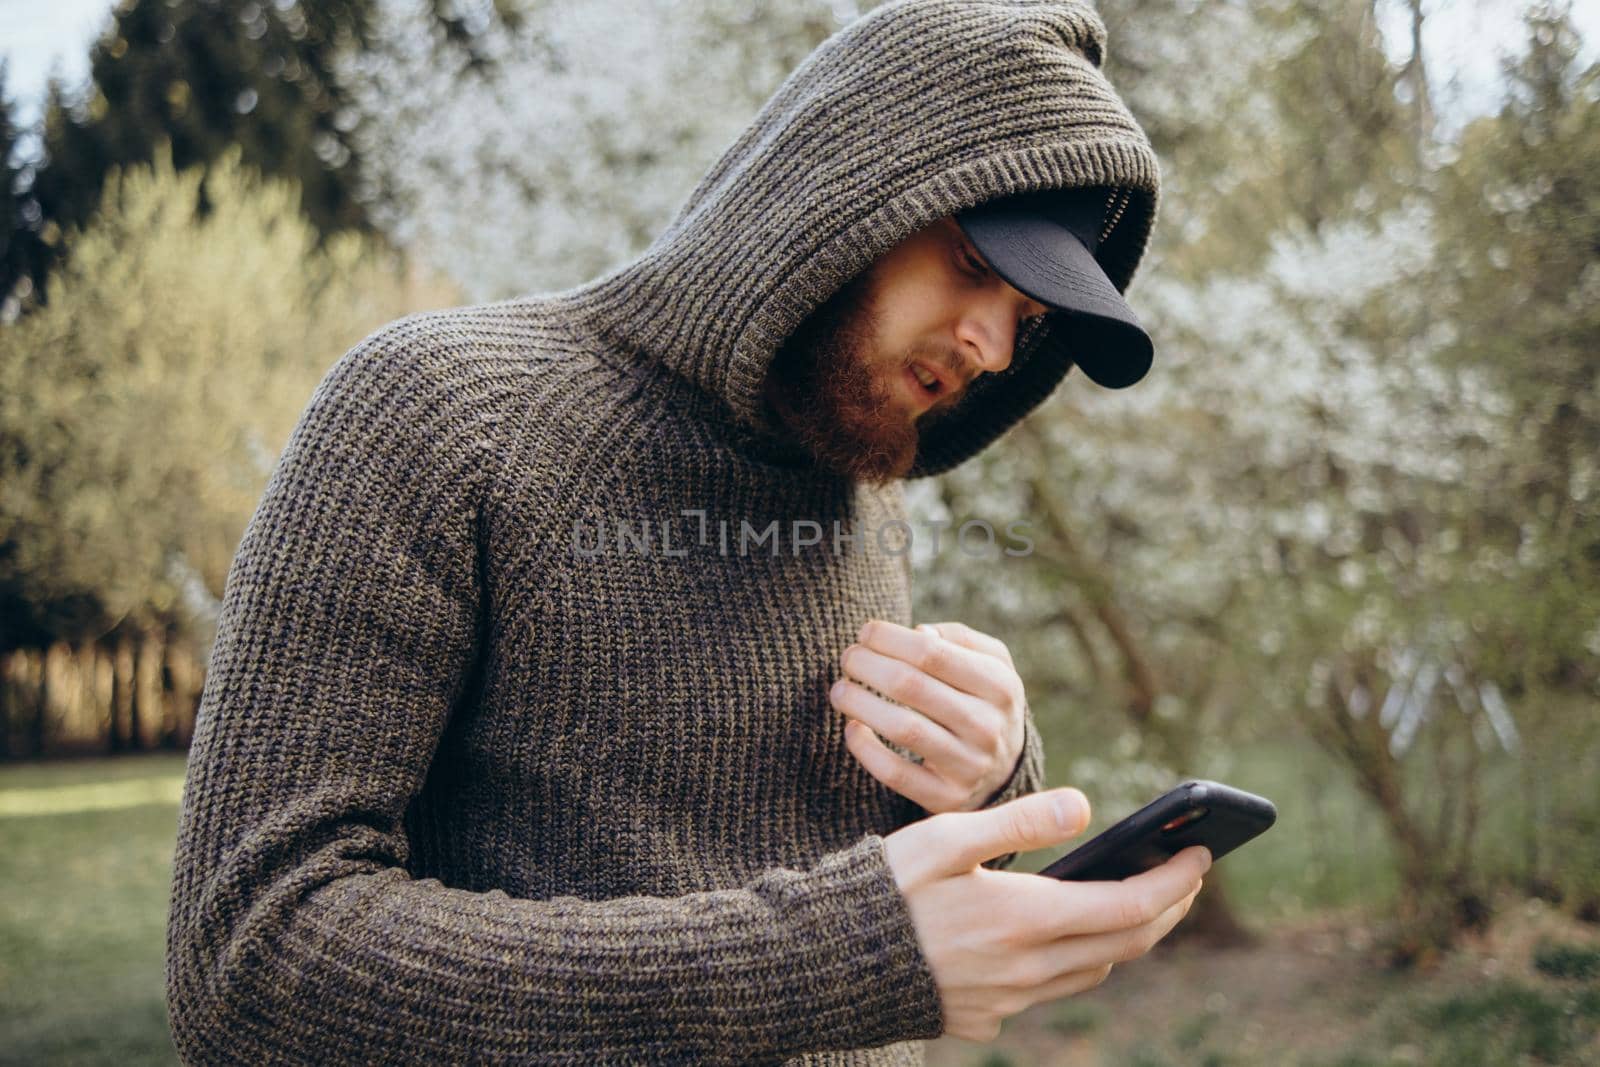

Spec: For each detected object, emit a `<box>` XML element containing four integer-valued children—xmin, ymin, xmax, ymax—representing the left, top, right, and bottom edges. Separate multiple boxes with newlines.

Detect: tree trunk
<box><xmin>77</xmin><ymin>641</ymin><xmax>97</xmax><ymax>745</ymax></box>
<box><xmin>0</xmin><ymin>652</ymin><xmax>11</xmax><ymax>759</ymax></box>
<box><xmin>128</xmin><ymin>629</ymin><xmax>147</xmax><ymax>751</ymax></box>
<box><xmin>30</xmin><ymin>648</ymin><xmax>48</xmax><ymax>756</ymax></box>
<box><xmin>159</xmin><ymin>623</ymin><xmax>181</xmax><ymax>749</ymax></box>
<box><xmin>1168</xmin><ymin>875</ymin><xmax>1254</xmax><ymax>949</ymax></box>
<box><xmin>107</xmin><ymin>635</ymin><xmax>127</xmax><ymax>753</ymax></box>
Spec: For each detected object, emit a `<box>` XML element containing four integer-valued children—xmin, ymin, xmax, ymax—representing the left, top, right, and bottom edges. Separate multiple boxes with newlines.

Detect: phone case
<box><xmin>1037</xmin><ymin>779</ymin><xmax>1277</xmax><ymax>881</ymax></box>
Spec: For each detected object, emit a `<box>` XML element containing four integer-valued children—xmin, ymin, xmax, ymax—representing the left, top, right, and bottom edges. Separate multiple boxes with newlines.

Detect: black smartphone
<box><xmin>1038</xmin><ymin>779</ymin><xmax>1277</xmax><ymax>881</ymax></box>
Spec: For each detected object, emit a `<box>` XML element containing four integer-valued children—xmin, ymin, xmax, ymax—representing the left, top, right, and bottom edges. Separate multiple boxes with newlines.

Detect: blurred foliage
<box><xmin>3</xmin><ymin>0</ymin><xmax>522</xmax><ymax>317</ymax></box>
<box><xmin>1533</xmin><ymin>939</ymin><xmax>1600</xmax><ymax>981</ymax></box>
<box><xmin>910</xmin><ymin>0</ymin><xmax>1600</xmax><ymax>959</ymax></box>
<box><xmin>0</xmin><ymin>143</ymin><xmax>459</xmax><ymax>650</ymax></box>
<box><xmin>1</xmin><ymin>61</ymin><xmax>48</xmax><ymax>320</ymax></box>
<box><xmin>342</xmin><ymin>0</ymin><xmax>858</xmax><ymax>300</ymax></box>
<box><xmin>1430</xmin><ymin>7</ymin><xmax>1600</xmax><ymax>688</ymax></box>
<box><xmin>1406</xmin><ymin>978</ymin><xmax>1600</xmax><ymax>1066</ymax></box>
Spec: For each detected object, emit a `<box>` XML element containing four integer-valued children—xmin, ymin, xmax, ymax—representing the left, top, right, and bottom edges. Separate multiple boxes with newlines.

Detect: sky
<box><xmin>1374</xmin><ymin>0</ymin><xmax>1600</xmax><ymax>135</ymax></box>
<box><xmin>3</xmin><ymin>0</ymin><xmax>1599</xmax><ymax>138</ymax></box>
<box><xmin>0</xmin><ymin>0</ymin><xmax>121</xmax><ymax>129</ymax></box>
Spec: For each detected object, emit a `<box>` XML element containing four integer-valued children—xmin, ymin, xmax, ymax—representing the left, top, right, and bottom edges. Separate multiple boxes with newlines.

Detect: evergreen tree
<box><xmin>6</xmin><ymin>0</ymin><xmax>522</xmax><ymax>313</ymax></box>
<box><xmin>1</xmin><ymin>61</ymin><xmax>50</xmax><ymax>322</ymax></box>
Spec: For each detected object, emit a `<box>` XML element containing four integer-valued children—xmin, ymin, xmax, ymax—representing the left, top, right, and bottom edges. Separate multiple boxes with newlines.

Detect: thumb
<box><xmin>924</xmin><ymin>787</ymin><xmax>1091</xmax><ymax>877</ymax></box>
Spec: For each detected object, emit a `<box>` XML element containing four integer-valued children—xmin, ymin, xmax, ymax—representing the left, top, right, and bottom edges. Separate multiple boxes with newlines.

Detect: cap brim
<box><xmin>957</xmin><ymin>206</ymin><xmax>1153</xmax><ymax>389</ymax></box>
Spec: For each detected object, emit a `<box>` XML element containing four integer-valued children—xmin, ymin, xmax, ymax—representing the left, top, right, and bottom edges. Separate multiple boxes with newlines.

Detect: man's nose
<box><xmin>953</xmin><ymin>300</ymin><xmax>1017</xmax><ymax>377</ymax></box>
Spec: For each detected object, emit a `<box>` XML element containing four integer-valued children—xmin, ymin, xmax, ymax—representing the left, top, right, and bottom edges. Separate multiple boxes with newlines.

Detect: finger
<box><xmin>841</xmin><ymin>719</ymin><xmax>963</xmax><ymax>812</ymax></box>
<box><xmin>840</xmin><ymin>642</ymin><xmax>991</xmax><ymax>739</ymax></box>
<box><xmin>1004</xmin><ymin>890</ymin><xmax>1196</xmax><ymax>996</ymax></box>
<box><xmin>1033</xmin><ymin>845</ymin><xmax>1212</xmax><ymax>940</ymax></box>
<box><xmin>856</xmin><ymin>619</ymin><xmax>1015</xmax><ymax>706</ymax></box>
<box><xmin>901</xmin><ymin>787</ymin><xmax>1092</xmax><ymax>880</ymax></box>
<box><xmin>992</xmin><ymin>895</ymin><xmax>1196</xmax><ymax>1004</ymax></box>
<box><xmin>831</xmin><ymin>677</ymin><xmax>979</xmax><ymax>775</ymax></box>
<box><xmin>996</xmin><ymin>963</ymin><xmax>1115</xmax><ymax>1017</ymax></box>
<box><xmin>921</xmin><ymin>620</ymin><xmax>1015</xmax><ymax>669</ymax></box>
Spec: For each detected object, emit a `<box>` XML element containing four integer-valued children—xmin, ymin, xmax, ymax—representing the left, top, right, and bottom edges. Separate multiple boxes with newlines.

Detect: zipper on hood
<box><xmin>553</xmin><ymin>0</ymin><xmax>1161</xmax><ymax>479</ymax></box>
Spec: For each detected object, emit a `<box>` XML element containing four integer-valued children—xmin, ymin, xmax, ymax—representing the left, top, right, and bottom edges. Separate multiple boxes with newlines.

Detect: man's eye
<box><xmin>959</xmin><ymin>248</ymin><xmax>988</xmax><ymax>278</ymax></box>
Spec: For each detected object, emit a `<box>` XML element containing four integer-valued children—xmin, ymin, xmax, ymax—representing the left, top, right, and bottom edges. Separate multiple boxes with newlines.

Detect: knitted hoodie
<box><xmin>164</xmin><ymin>1</ymin><xmax>1159</xmax><ymax>1063</ymax></box>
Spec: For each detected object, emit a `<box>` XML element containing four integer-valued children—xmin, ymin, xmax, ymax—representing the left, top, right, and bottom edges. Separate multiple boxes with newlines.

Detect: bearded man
<box><xmin>166</xmin><ymin>2</ymin><xmax>1208</xmax><ymax>1063</ymax></box>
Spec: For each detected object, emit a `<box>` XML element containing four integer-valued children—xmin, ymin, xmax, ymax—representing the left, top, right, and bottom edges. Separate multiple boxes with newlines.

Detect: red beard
<box><xmin>764</xmin><ymin>267</ymin><xmax>928</xmax><ymax>485</ymax></box>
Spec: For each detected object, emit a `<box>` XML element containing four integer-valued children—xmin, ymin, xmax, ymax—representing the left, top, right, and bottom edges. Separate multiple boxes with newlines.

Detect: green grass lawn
<box><xmin>0</xmin><ymin>751</ymin><xmax>187</xmax><ymax>1067</ymax></box>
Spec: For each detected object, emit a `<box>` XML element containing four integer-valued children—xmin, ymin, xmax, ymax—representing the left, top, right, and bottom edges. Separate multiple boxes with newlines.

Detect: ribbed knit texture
<box><xmin>164</xmin><ymin>1</ymin><xmax>1157</xmax><ymax>1062</ymax></box>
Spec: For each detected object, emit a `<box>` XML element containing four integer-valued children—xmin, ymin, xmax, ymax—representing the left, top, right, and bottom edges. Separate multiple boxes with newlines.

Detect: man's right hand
<box><xmin>882</xmin><ymin>786</ymin><xmax>1210</xmax><ymax>1043</ymax></box>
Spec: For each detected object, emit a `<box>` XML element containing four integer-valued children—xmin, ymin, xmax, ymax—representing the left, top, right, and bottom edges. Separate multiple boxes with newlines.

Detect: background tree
<box><xmin>343</xmin><ymin>0</ymin><xmax>861</xmax><ymax>301</ymax></box>
<box><xmin>1</xmin><ymin>61</ymin><xmax>51</xmax><ymax>323</ymax></box>
<box><xmin>917</xmin><ymin>0</ymin><xmax>1598</xmax><ymax>960</ymax></box>
<box><xmin>1425</xmin><ymin>2</ymin><xmax>1600</xmax><ymax>918</ymax></box>
<box><xmin>0</xmin><ymin>143</ymin><xmax>460</xmax><ymax>751</ymax></box>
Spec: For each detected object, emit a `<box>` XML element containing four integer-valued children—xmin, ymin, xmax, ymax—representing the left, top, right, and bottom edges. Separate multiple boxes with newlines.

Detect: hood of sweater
<box><xmin>556</xmin><ymin>0</ymin><xmax>1160</xmax><ymax>479</ymax></box>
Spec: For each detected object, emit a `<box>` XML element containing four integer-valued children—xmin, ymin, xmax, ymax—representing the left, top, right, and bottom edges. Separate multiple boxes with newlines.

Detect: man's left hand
<box><xmin>830</xmin><ymin>619</ymin><xmax>1027</xmax><ymax>814</ymax></box>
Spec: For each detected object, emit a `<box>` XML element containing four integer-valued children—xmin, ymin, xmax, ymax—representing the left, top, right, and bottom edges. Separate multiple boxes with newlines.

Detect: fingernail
<box><xmin>1199</xmin><ymin>847</ymin><xmax>1213</xmax><ymax>873</ymax></box>
<box><xmin>1054</xmin><ymin>790</ymin><xmax>1085</xmax><ymax>830</ymax></box>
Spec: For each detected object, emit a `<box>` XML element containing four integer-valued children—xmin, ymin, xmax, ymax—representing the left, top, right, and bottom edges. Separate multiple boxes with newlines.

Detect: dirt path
<box><xmin>923</xmin><ymin>900</ymin><xmax>1600</xmax><ymax>1066</ymax></box>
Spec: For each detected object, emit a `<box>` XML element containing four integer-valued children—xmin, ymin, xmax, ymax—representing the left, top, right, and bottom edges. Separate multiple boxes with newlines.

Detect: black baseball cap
<box><xmin>955</xmin><ymin>186</ymin><xmax>1153</xmax><ymax>389</ymax></box>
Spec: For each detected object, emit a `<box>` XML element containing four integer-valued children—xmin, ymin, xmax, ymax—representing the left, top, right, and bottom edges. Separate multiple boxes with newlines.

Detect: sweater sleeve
<box><xmin>164</xmin><ymin>333</ymin><xmax>946</xmax><ymax>1065</ymax></box>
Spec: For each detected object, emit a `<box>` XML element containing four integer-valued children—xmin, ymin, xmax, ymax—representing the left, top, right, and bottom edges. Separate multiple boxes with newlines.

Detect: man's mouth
<box><xmin>907</xmin><ymin>360</ymin><xmax>945</xmax><ymax>400</ymax></box>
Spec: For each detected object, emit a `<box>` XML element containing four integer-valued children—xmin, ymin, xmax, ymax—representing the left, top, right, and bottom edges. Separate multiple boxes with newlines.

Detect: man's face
<box><xmin>763</xmin><ymin>216</ymin><xmax>1053</xmax><ymax>485</ymax></box>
